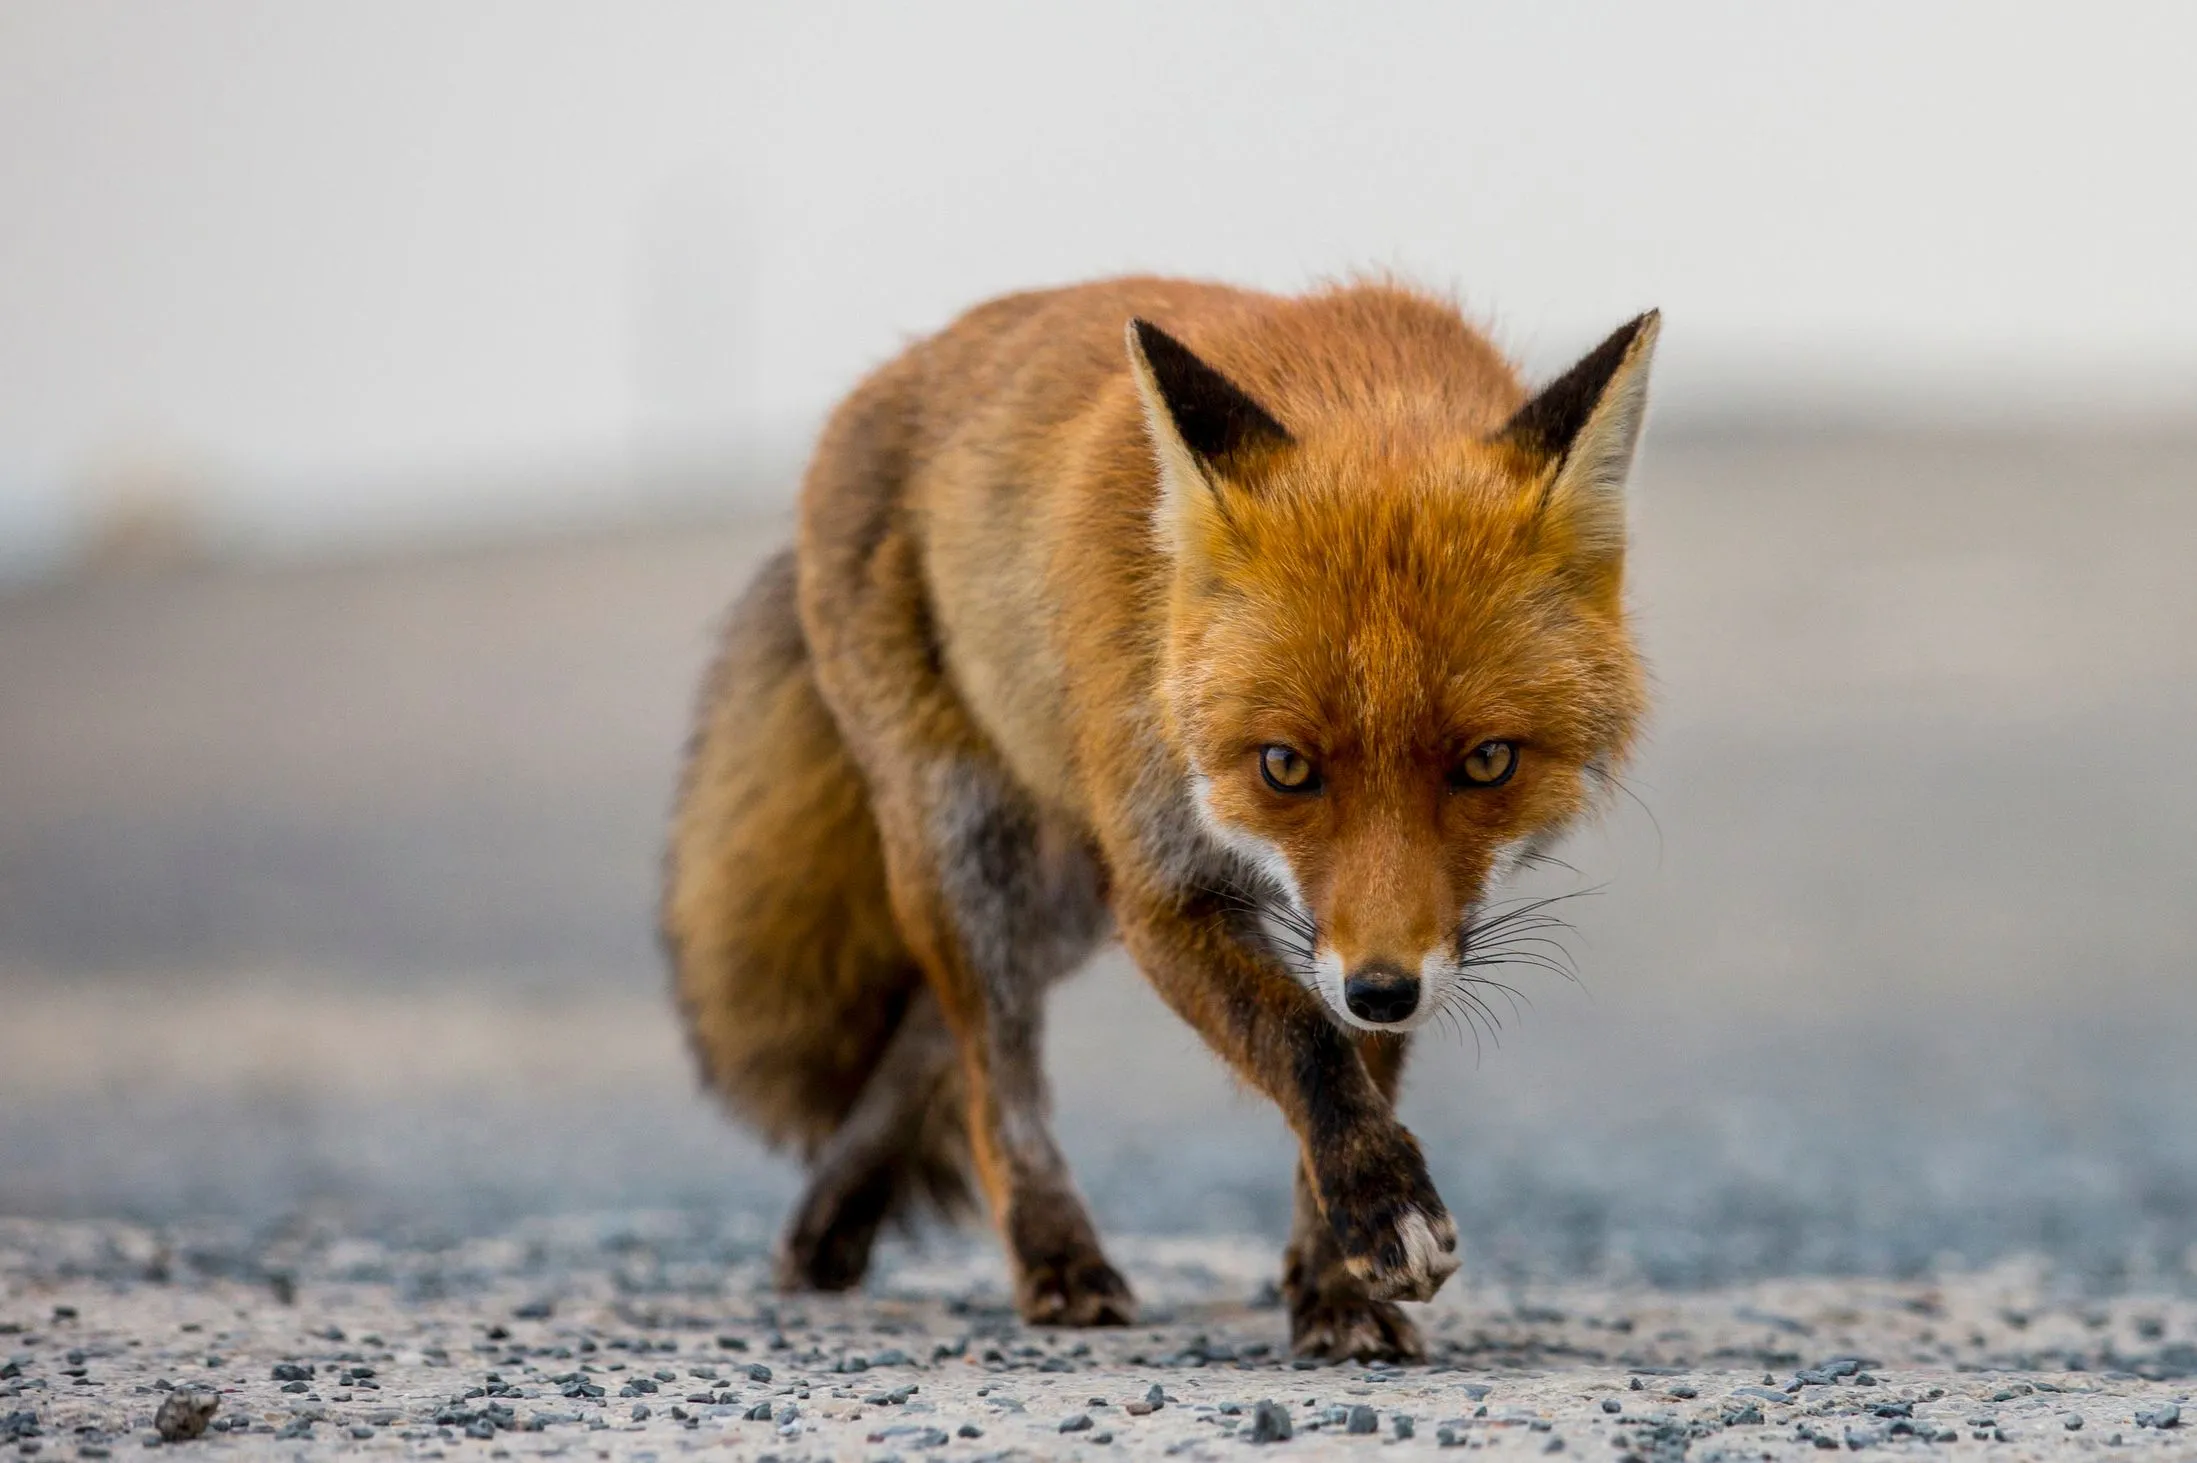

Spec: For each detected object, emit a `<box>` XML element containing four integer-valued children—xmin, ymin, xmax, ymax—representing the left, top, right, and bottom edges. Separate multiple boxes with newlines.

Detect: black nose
<box><xmin>1344</xmin><ymin>963</ymin><xmax>1420</xmax><ymax>1024</ymax></box>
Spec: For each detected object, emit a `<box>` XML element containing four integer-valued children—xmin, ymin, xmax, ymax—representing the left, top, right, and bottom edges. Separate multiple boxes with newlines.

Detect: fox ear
<box><xmin>1496</xmin><ymin>311</ymin><xmax>1660</xmax><ymax>579</ymax></box>
<box><xmin>1126</xmin><ymin>318</ymin><xmax>1291</xmax><ymax>554</ymax></box>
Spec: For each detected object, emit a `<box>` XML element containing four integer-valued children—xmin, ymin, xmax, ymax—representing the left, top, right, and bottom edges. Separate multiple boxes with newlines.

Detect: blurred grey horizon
<box><xmin>6</xmin><ymin>2</ymin><xmax>2197</xmax><ymax>577</ymax></box>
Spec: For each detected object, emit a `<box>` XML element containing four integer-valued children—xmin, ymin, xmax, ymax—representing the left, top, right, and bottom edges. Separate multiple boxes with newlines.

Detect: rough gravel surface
<box><xmin>6</xmin><ymin>1219</ymin><xmax>2194</xmax><ymax>1461</ymax></box>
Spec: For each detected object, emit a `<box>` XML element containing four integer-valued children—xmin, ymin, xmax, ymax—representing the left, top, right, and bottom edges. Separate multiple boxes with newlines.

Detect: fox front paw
<box><xmin>1318</xmin><ymin>1136</ymin><xmax>1460</xmax><ymax>1303</ymax></box>
<box><xmin>1344</xmin><ymin>1205</ymin><xmax>1459</xmax><ymax>1302</ymax></box>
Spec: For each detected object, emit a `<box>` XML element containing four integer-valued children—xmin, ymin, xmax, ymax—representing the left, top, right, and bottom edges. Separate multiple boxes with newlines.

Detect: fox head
<box><xmin>1128</xmin><ymin>306</ymin><xmax>1655</xmax><ymax>1034</ymax></box>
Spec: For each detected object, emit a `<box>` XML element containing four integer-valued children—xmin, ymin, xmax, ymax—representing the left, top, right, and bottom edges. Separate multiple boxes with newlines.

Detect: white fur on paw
<box><xmin>1385</xmin><ymin>1209</ymin><xmax>1460</xmax><ymax>1302</ymax></box>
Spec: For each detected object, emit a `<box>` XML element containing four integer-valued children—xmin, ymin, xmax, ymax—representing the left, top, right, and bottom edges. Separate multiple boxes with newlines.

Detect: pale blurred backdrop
<box><xmin>2</xmin><ymin>3</ymin><xmax>2194</xmax><ymax>1292</ymax></box>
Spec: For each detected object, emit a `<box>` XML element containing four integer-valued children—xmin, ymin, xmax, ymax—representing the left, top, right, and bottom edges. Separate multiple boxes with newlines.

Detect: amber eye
<box><xmin>1259</xmin><ymin>745</ymin><xmax>1321</xmax><ymax>794</ymax></box>
<box><xmin>1452</xmin><ymin>739</ymin><xmax>1518</xmax><ymax>789</ymax></box>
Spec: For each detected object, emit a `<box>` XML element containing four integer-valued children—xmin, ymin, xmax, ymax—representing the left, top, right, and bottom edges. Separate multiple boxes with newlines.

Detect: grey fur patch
<box><xmin>924</xmin><ymin>757</ymin><xmax>1109</xmax><ymax>1176</ymax></box>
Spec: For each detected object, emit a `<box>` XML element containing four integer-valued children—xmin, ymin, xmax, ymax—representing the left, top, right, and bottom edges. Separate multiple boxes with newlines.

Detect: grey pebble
<box><xmin>1059</xmin><ymin>1413</ymin><xmax>1093</xmax><ymax>1432</ymax></box>
<box><xmin>1248</xmin><ymin>1400</ymin><xmax>1293</xmax><ymax>1444</ymax></box>
<box><xmin>1393</xmin><ymin>1415</ymin><xmax>1415</xmax><ymax>1440</ymax></box>
<box><xmin>1346</xmin><ymin>1404</ymin><xmax>1378</xmax><ymax>1434</ymax></box>
<box><xmin>152</xmin><ymin>1390</ymin><xmax>218</xmax><ymax>1443</ymax></box>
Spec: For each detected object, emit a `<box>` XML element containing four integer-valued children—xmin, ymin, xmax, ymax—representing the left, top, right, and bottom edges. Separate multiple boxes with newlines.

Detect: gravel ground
<box><xmin>5</xmin><ymin>1218</ymin><xmax>2195</xmax><ymax>1461</ymax></box>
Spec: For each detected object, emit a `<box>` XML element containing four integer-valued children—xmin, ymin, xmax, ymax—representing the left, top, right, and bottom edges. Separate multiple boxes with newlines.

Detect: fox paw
<box><xmin>1015</xmin><ymin>1249</ymin><xmax>1136</xmax><ymax>1327</ymax></box>
<box><xmin>1289</xmin><ymin>1287</ymin><xmax>1425</xmax><ymax>1363</ymax></box>
<box><xmin>774</xmin><ymin>1211</ymin><xmax>877</xmax><ymax>1293</ymax></box>
<box><xmin>1343</xmin><ymin>1204</ymin><xmax>1459</xmax><ymax>1302</ymax></box>
<box><xmin>1318</xmin><ymin>1133</ymin><xmax>1460</xmax><ymax>1303</ymax></box>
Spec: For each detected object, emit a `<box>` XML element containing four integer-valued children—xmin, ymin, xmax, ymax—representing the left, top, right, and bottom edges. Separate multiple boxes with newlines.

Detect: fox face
<box><xmin>1129</xmin><ymin>310</ymin><xmax>1656</xmax><ymax>1034</ymax></box>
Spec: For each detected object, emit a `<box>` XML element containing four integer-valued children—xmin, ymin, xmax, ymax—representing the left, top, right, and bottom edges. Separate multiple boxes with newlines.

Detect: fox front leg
<box><xmin>1282</xmin><ymin>1033</ymin><xmax>1435</xmax><ymax>1361</ymax></box>
<box><xmin>1115</xmin><ymin>883</ymin><xmax>1460</xmax><ymax>1309</ymax></box>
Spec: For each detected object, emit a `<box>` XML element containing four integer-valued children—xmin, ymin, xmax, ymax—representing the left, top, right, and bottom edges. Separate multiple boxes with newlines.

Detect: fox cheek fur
<box><xmin>666</xmin><ymin>274</ymin><xmax>1656</xmax><ymax>1361</ymax></box>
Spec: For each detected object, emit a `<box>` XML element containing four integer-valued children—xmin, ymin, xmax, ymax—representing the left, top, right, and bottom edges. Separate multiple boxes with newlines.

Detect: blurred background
<box><xmin>3</xmin><ymin>3</ymin><xmax>2193</xmax><ymax>1292</ymax></box>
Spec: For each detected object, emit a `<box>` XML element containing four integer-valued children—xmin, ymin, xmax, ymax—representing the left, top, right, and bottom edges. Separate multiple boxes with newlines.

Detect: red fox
<box><xmin>664</xmin><ymin>276</ymin><xmax>1655</xmax><ymax>1361</ymax></box>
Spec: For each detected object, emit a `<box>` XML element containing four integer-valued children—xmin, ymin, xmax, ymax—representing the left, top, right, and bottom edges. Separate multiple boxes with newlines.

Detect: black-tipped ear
<box><xmin>1127</xmin><ymin>319</ymin><xmax>1291</xmax><ymax>467</ymax></box>
<box><xmin>1495</xmin><ymin>312</ymin><xmax>1659</xmax><ymax>464</ymax></box>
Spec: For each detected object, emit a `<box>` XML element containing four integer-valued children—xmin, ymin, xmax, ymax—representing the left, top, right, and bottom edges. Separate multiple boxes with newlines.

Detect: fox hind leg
<box><xmin>774</xmin><ymin>987</ymin><xmax>965</xmax><ymax>1290</ymax></box>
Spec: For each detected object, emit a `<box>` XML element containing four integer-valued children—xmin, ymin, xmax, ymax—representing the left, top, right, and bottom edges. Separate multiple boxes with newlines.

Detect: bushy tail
<box><xmin>662</xmin><ymin>549</ymin><xmax>970</xmax><ymax>1225</ymax></box>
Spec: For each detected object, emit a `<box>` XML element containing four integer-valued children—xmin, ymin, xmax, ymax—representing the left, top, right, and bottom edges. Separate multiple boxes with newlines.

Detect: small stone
<box><xmin>745</xmin><ymin>1363</ymin><xmax>772</xmax><ymax>1383</ymax></box>
<box><xmin>1393</xmin><ymin>1414</ymin><xmax>1416</xmax><ymax>1440</ymax></box>
<box><xmin>1248</xmin><ymin>1400</ymin><xmax>1293</xmax><ymax>1444</ymax></box>
<box><xmin>1145</xmin><ymin>1383</ymin><xmax>1167</xmax><ymax>1409</ymax></box>
<box><xmin>1346</xmin><ymin>1405</ymin><xmax>1378</xmax><ymax>1434</ymax></box>
<box><xmin>2064</xmin><ymin>1414</ymin><xmax>2083</xmax><ymax>1430</ymax></box>
<box><xmin>1600</xmin><ymin>1398</ymin><xmax>1621</xmax><ymax>1414</ymax></box>
<box><xmin>153</xmin><ymin>1392</ymin><xmax>218</xmax><ymax>1444</ymax></box>
<box><xmin>956</xmin><ymin>1423</ymin><xmax>982</xmax><ymax>1439</ymax></box>
<box><xmin>1059</xmin><ymin>1413</ymin><xmax>1093</xmax><ymax>1433</ymax></box>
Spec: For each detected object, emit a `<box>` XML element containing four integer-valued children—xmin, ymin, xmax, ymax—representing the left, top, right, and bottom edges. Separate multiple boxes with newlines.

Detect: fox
<box><xmin>663</xmin><ymin>275</ymin><xmax>1655</xmax><ymax>1361</ymax></box>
